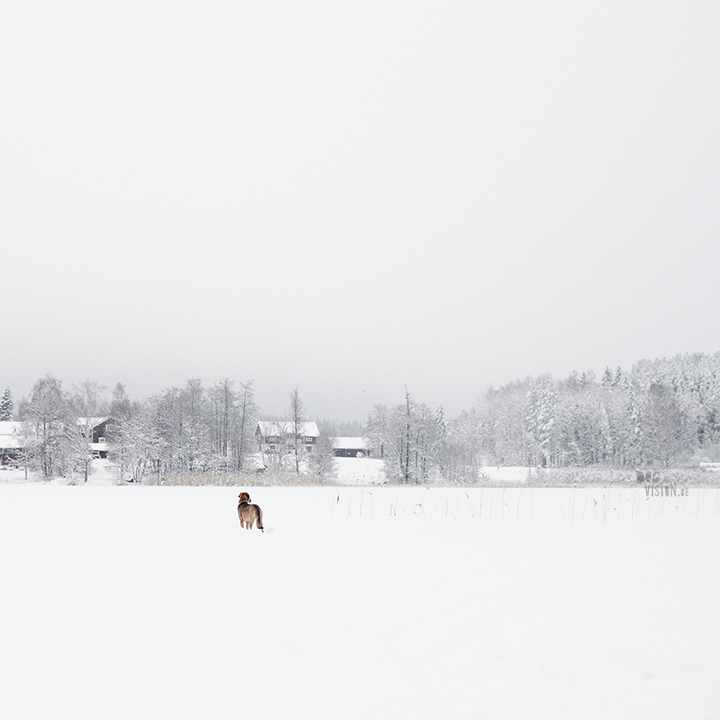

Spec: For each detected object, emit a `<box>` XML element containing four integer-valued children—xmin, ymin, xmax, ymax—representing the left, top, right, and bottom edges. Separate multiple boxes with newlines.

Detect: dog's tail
<box><xmin>255</xmin><ymin>504</ymin><xmax>264</xmax><ymax>532</ymax></box>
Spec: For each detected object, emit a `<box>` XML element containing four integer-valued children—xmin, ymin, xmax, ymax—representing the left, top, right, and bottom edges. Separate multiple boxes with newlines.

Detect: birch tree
<box><xmin>69</xmin><ymin>380</ymin><xmax>106</xmax><ymax>482</ymax></box>
<box><xmin>287</xmin><ymin>387</ymin><xmax>306</xmax><ymax>475</ymax></box>
<box><xmin>209</xmin><ymin>379</ymin><xmax>235</xmax><ymax>467</ymax></box>
<box><xmin>108</xmin><ymin>383</ymin><xmax>132</xmax><ymax>480</ymax></box>
<box><xmin>232</xmin><ymin>381</ymin><xmax>257</xmax><ymax>471</ymax></box>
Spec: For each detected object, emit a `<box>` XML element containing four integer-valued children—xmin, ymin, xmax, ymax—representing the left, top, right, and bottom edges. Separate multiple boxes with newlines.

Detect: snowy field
<box><xmin>334</xmin><ymin>456</ymin><xmax>385</xmax><ymax>484</ymax></box>
<box><xmin>1</xmin><ymin>483</ymin><xmax>719</xmax><ymax>720</ymax></box>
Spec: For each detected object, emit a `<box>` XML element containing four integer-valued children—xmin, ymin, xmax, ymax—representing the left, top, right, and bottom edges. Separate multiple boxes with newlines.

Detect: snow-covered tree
<box><xmin>23</xmin><ymin>375</ymin><xmax>71</xmax><ymax>479</ymax></box>
<box><xmin>182</xmin><ymin>379</ymin><xmax>212</xmax><ymax>471</ymax></box>
<box><xmin>117</xmin><ymin>403</ymin><xmax>165</xmax><ymax>483</ymax></box>
<box><xmin>526</xmin><ymin>375</ymin><xmax>558</xmax><ymax>466</ymax></box>
<box><xmin>641</xmin><ymin>382</ymin><xmax>690</xmax><ymax>467</ymax></box>
<box><xmin>440</xmin><ymin>409</ymin><xmax>481</xmax><ymax>484</ymax></box>
<box><xmin>69</xmin><ymin>380</ymin><xmax>107</xmax><ymax>482</ymax></box>
<box><xmin>0</xmin><ymin>387</ymin><xmax>13</xmax><ymax>420</ymax></box>
<box><xmin>308</xmin><ymin>425</ymin><xmax>337</xmax><ymax>480</ymax></box>
<box><xmin>108</xmin><ymin>383</ymin><xmax>133</xmax><ymax>480</ymax></box>
<box><xmin>209</xmin><ymin>378</ymin><xmax>234</xmax><ymax>464</ymax></box>
<box><xmin>287</xmin><ymin>387</ymin><xmax>307</xmax><ymax>475</ymax></box>
<box><xmin>366</xmin><ymin>390</ymin><xmax>440</xmax><ymax>484</ymax></box>
<box><xmin>232</xmin><ymin>381</ymin><xmax>257</xmax><ymax>471</ymax></box>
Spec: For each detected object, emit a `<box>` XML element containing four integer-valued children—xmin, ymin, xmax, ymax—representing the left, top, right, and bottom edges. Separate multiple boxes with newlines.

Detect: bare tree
<box><xmin>233</xmin><ymin>381</ymin><xmax>257</xmax><ymax>471</ymax></box>
<box><xmin>366</xmin><ymin>390</ymin><xmax>438</xmax><ymax>484</ymax></box>
<box><xmin>182</xmin><ymin>379</ymin><xmax>211</xmax><ymax>472</ymax></box>
<box><xmin>642</xmin><ymin>382</ymin><xmax>691</xmax><ymax>468</ymax></box>
<box><xmin>210</xmin><ymin>379</ymin><xmax>235</xmax><ymax>467</ymax></box>
<box><xmin>308</xmin><ymin>425</ymin><xmax>337</xmax><ymax>480</ymax></box>
<box><xmin>68</xmin><ymin>380</ymin><xmax>107</xmax><ymax>482</ymax></box>
<box><xmin>287</xmin><ymin>387</ymin><xmax>306</xmax><ymax>475</ymax></box>
<box><xmin>119</xmin><ymin>402</ymin><xmax>165</xmax><ymax>483</ymax></box>
<box><xmin>108</xmin><ymin>383</ymin><xmax>132</xmax><ymax>481</ymax></box>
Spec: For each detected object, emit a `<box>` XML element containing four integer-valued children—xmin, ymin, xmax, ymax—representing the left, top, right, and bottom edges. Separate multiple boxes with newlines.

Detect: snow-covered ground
<box><xmin>334</xmin><ymin>456</ymin><xmax>385</xmax><ymax>484</ymax></box>
<box><xmin>1</xmin><ymin>482</ymin><xmax>719</xmax><ymax>720</ymax></box>
<box><xmin>480</xmin><ymin>466</ymin><xmax>533</xmax><ymax>484</ymax></box>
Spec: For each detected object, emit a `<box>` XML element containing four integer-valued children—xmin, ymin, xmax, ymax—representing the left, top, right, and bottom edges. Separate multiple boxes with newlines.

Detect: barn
<box><xmin>332</xmin><ymin>437</ymin><xmax>369</xmax><ymax>458</ymax></box>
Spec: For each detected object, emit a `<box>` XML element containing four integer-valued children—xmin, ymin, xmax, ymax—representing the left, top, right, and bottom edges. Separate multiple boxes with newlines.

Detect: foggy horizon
<box><xmin>2</xmin><ymin>1</ymin><xmax>719</xmax><ymax>423</ymax></box>
<box><xmin>5</xmin><ymin>349</ymin><xmax>719</xmax><ymax>425</ymax></box>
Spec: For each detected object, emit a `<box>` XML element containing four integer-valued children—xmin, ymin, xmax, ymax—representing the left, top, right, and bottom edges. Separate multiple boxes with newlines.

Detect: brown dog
<box><xmin>238</xmin><ymin>492</ymin><xmax>264</xmax><ymax>532</ymax></box>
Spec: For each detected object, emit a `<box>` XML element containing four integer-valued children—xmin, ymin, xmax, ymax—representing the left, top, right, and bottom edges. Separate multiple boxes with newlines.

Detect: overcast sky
<box><xmin>2</xmin><ymin>1</ymin><xmax>719</xmax><ymax>420</ymax></box>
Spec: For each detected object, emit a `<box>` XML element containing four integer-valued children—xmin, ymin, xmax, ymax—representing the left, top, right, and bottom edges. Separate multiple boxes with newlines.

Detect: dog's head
<box><xmin>238</xmin><ymin>492</ymin><xmax>251</xmax><ymax>503</ymax></box>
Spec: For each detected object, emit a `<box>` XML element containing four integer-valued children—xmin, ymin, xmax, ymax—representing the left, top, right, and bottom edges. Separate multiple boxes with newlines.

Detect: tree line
<box><xmin>479</xmin><ymin>352</ymin><xmax>720</xmax><ymax>469</ymax></box>
<box><xmin>11</xmin><ymin>377</ymin><xmax>272</xmax><ymax>481</ymax></box>
<box><xmin>9</xmin><ymin>376</ymin><xmax>346</xmax><ymax>482</ymax></box>
<box><xmin>365</xmin><ymin>352</ymin><xmax>720</xmax><ymax>483</ymax></box>
<box><xmin>5</xmin><ymin>351</ymin><xmax>720</xmax><ymax>483</ymax></box>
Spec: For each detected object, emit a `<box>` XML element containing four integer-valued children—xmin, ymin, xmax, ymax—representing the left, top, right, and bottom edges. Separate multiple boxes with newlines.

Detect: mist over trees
<box><xmin>473</xmin><ymin>353</ymin><xmax>720</xmax><ymax>470</ymax></box>
<box><xmin>365</xmin><ymin>391</ymin><xmax>480</xmax><ymax>484</ymax></box>
<box><xmin>9</xmin><ymin>376</ymin><xmax>261</xmax><ymax>482</ymax></box>
<box><xmin>365</xmin><ymin>353</ymin><xmax>720</xmax><ymax>483</ymax></box>
<box><xmin>115</xmin><ymin>378</ymin><xmax>260</xmax><ymax>482</ymax></box>
<box><xmin>4</xmin><ymin>352</ymin><xmax>720</xmax><ymax>482</ymax></box>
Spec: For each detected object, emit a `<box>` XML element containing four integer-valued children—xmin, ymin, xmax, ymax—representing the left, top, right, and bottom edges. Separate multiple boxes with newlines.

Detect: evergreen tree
<box><xmin>526</xmin><ymin>376</ymin><xmax>558</xmax><ymax>466</ymax></box>
<box><xmin>0</xmin><ymin>387</ymin><xmax>13</xmax><ymax>421</ymax></box>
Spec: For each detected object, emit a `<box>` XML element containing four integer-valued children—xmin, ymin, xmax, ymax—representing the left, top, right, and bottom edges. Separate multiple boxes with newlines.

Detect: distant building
<box><xmin>255</xmin><ymin>421</ymin><xmax>320</xmax><ymax>455</ymax></box>
<box><xmin>1</xmin><ymin>417</ymin><xmax>115</xmax><ymax>467</ymax></box>
<box><xmin>0</xmin><ymin>421</ymin><xmax>24</xmax><ymax>466</ymax></box>
<box><xmin>77</xmin><ymin>417</ymin><xmax>114</xmax><ymax>458</ymax></box>
<box><xmin>332</xmin><ymin>437</ymin><xmax>368</xmax><ymax>458</ymax></box>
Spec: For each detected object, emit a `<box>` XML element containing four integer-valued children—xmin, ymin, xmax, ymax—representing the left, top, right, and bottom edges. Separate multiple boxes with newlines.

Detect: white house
<box><xmin>0</xmin><ymin>421</ymin><xmax>24</xmax><ymax>465</ymax></box>
<box><xmin>255</xmin><ymin>421</ymin><xmax>320</xmax><ymax>454</ymax></box>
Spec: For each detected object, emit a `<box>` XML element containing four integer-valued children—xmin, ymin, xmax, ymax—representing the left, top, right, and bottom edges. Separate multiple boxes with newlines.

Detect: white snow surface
<box><xmin>1</xmin><ymin>483</ymin><xmax>719</xmax><ymax>720</ymax></box>
<box><xmin>334</xmin><ymin>456</ymin><xmax>385</xmax><ymax>484</ymax></box>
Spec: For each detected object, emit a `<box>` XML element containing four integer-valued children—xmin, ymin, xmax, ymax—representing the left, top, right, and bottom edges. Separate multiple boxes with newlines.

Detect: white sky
<box><xmin>2</xmin><ymin>1</ymin><xmax>719</xmax><ymax>420</ymax></box>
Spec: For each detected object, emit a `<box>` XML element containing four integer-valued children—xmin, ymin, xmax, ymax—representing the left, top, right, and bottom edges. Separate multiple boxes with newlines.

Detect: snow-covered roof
<box><xmin>77</xmin><ymin>417</ymin><xmax>109</xmax><ymax>428</ymax></box>
<box><xmin>0</xmin><ymin>421</ymin><xmax>24</xmax><ymax>449</ymax></box>
<box><xmin>257</xmin><ymin>421</ymin><xmax>319</xmax><ymax>438</ymax></box>
<box><xmin>332</xmin><ymin>436</ymin><xmax>368</xmax><ymax>450</ymax></box>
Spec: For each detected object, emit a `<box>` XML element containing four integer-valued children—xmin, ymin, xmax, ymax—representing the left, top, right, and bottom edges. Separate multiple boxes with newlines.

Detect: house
<box><xmin>77</xmin><ymin>417</ymin><xmax>114</xmax><ymax>458</ymax></box>
<box><xmin>332</xmin><ymin>437</ymin><xmax>368</xmax><ymax>458</ymax></box>
<box><xmin>0</xmin><ymin>421</ymin><xmax>24</xmax><ymax>466</ymax></box>
<box><xmin>255</xmin><ymin>421</ymin><xmax>319</xmax><ymax>454</ymax></box>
